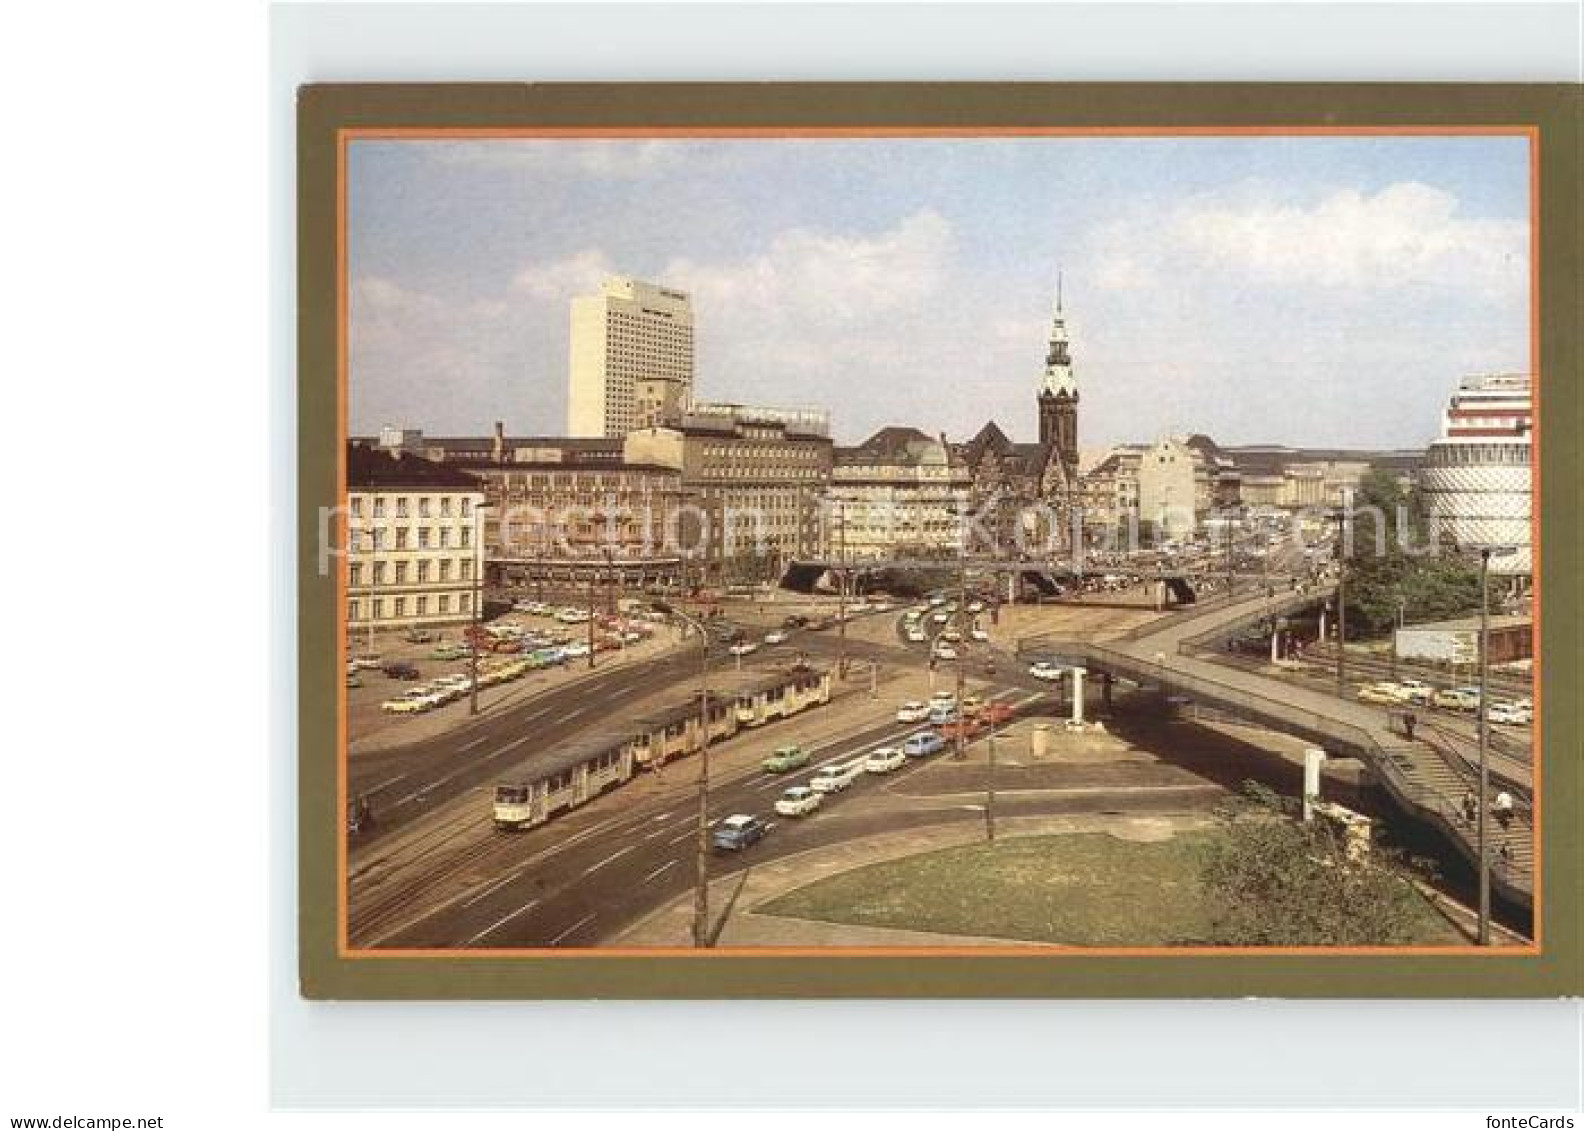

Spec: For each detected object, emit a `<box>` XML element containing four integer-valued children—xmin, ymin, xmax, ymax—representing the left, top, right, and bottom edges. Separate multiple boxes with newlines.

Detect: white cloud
<box><xmin>512</xmin><ymin>250</ymin><xmax>616</xmax><ymax>301</ymax></box>
<box><xmin>425</xmin><ymin>139</ymin><xmax>695</xmax><ymax>178</ymax></box>
<box><xmin>1091</xmin><ymin>181</ymin><xmax>1526</xmax><ymax>300</ymax></box>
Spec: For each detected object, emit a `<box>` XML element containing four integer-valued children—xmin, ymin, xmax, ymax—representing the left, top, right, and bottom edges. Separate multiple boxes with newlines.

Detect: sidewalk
<box><xmin>609</xmin><ymin>812</ymin><xmax>1209</xmax><ymax>947</ymax></box>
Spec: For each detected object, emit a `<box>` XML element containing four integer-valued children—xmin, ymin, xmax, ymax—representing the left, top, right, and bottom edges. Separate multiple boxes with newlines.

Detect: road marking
<box><xmin>642</xmin><ymin>859</ymin><xmax>678</xmax><ymax>884</ymax></box>
<box><xmin>583</xmin><ymin>844</ymin><xmax>635</xmax><ymax>875</ymax></box>
<box><xmin>562</xmin><ymin>704</ymin><xmax>592</xmax><ymax>722</ymax></box>
<box><xmin>653</xmin><ymin>811</ymin><xmax>673</xmax><ymax>822</ymax></box>
<box><xmin>464</xmin><ymin>898</ymin><xmax>540</xmax><ymax>946</ymax></box>
<box><xmin>365</xmin><ymin>773</ymin><xmax>410</xmax><ymax>795</ymax></box>
<box><xmin>549</xmin><ymin>913</ymin><xmax>596</xmax><ymax>947</ymax></box>
<box><xmin>667</xmin><ymin>829</ymin><xmax>693</xmax><ymax>846</ymax></box>
<box><xmin>460</xmin><ymin>735</ymin><xmax>491</xmax><ymax>752</ymax></box>
<box><xmin>460</xmin><ymin>868</ymin><xmax>523</xmax><ymax>909</ymax></box>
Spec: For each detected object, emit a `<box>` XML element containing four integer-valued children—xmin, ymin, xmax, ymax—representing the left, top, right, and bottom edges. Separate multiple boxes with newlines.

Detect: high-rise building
<box><xmin>1420</xmin><ymin>373</ymin><xmax>1533</xmax><ymax>576</ymax></box>
<box><xmin>1036</xmin><ymin>279</ymin><xmax>1079</xmax><ymax>486</ymax></box>
<box><xmin>567</xmin><ymin>277</ymin><xmax>695</xmax><ymax>438</ymax></box>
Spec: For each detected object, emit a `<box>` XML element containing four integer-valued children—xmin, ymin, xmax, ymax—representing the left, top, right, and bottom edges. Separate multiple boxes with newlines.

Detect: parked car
<box><xmin>403</xmin><ymin>628</ymin><xmax>436</xmax><ymax>644</ymax></box>
<box><xmin>1357</xmin><ymin>683</ymin><xmax>1407</xmax><ymax>706</ymax></box>
<box><xmin>349</xmin><ymin>655</ymin><xmax>382</xmax><ymax>671</ymax></box>
<box><xmin>775</xmin><ymin>786</ymin><xmax>823</xmax><ymax>818</ymax></box>
<box><xmin>895</xmin><ymin>700</ymin><xmax>930</xmax><ymax>723</ymax></box>
<box><xmin>906</xmin><ymin>627</ymin><xmax>928</xmax><ymax>644</ymax></box>
<box><xmin>902</xmin><ymin>731</ymin><xmax>947</xmax><ymax>758</ymax></box>
<box><xmin>932</xmin><ymin>644</ymin><xmax>959</xmax><ymax>661</ymax></box>
<box><xmin>970</xmin><ymin>627</ymin><xmax>990</xmax><ymax>642</ymax></box>
<box><xmin>382</xmin><ymin>662</ymin><xmax>420</xmax><ymax>680</ymax></box>
<box><xmin>864</xmin><ymin>746</ymin><xmax>907</xmax><ymax>774</ymax></box>
<box><xmin>728</xmin><ymin>641</ymin><xmax>760</xmax><ymax>657</ymax></box>
<box><xmin>1028</xmin><ymin>661</ymin><xmax>1063</xmax><ymax>682</ymax></box>
<box><xmin>782</xmin><ymin>614</ymin><xmax>809</xmax><ymax>629</ymax></box>
<box><xmin>1395</xmin><ymin>680</ymin><xmax>1434</xmax><ymax>705</ymax></box>
<box><xmin>764</xmin><ymin>630</ymin><xmax>789</xmax><ymax>645</ymax></box>
<box><xmin>810</xmin><ymin>757</ymin><xmax>867</xmax><ymax>794</ymax></box>
<box><xmin>761</xmin><ymin>745</ymin><xmax>810</xmax><ymax>773</ymax></box>
<box><xmin>711</xmin><ymin>814</ymin><xmax>769</xmax><ymax>851</ymax></box>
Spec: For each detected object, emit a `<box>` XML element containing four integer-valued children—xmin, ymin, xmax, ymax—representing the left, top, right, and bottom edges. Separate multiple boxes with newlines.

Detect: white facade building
<box><xmin>346</xmin><ymin>445</ymin><xmax>488</xmax><ymax>636</ymax></box>
<box><xmin>567</xmin><ymin>277</ymin><xmax>695</xmax><ymax>438</ymax></box>
<box><xmin>1419</xmin><ymin>373</ymin><xmax>1533</xmax><ymax>576</ymax></box>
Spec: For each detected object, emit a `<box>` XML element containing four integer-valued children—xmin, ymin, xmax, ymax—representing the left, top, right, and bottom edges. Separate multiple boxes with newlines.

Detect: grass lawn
<box><xmin>755</xmin><ymin>831</ymin><xmax>1463</xmax><ymax>946</ymax></box>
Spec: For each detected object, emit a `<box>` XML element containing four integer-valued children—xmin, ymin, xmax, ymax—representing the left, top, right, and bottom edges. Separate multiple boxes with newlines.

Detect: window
<box><xmin>441</xmin><ymin>497</ymin><xmax>453</xmax><ymax>517</ymax></box>
<box><xmin>395</xmin><ymin>528</ymin><xmax>409</xmax><ymax>550</ymax></box>
<box><xmin>439</xmin><ymin>560</ymin><xmax>451</xmax><ymax>581</ymax></box>
<box><xmin>439</xmin><ymin>527</ymin><xmax>450</xmax><ymax>549</ymax></box>
<box><xmin>460</xmin><ymin>527</ymin><xmax>472</xmax><ymax>548</ymax></box>
<box><xmin>349</xmin><ymin>563</ymin><xmax>362</xmax><ymax>586</ymax></box>
<box><xmin>419</xmin><ymin>498</ymin><xmax>431</xmax><ymax>518</ymax></box>
<box><xmin>394</xmin><ymin>596</ymin><xmax>407</xmax><ymax>617</ymax></box>
<box><xmin>350</xmin><ymin>497</ymin><xmax>364</xmax><ymax>517</ymax></box>
<box><xmin>372</xmin><ymin>598</ymin><xmax>384</xmax><ymax>620</ymax></box>
<box><xmin>461</xmin><ymin>498</ymin><xmax>472</xmax><ymax>517</ymax></box>
<box><xmin>394</xmin><ymin>561</ymin><xmax>408</xmax><ymax>585</ymax></box>
<box><xmin>419</xmin><ymin>528</ymin><xmax>431</xmax><ymax>549</ymax></box>
<box><xmin>373</xmin><ymin>498</ymin><xmax>386</xmax><ymax>519</ymax></box>
<box><xmin>416</xmin><ymin>595</ymin><xmax>428</xmax><ymax>615</ymax></box>
<box><xmin>376</xmin><ymin>562</ymin><xmax>389</xmax><ymax>585</ymax></box>
<box><xmin>461</xmin><ymin>559</ymin><xmax>473</xmax><ymax>581</ymax></box>
<box><xmin>417</xmin><ymin>560</ymin><xmax>430</xmax><ymax>583</ymax></box>
<box><xmin>348</xmin><ymin>599</ymin><xmax>360</xmax><ymax>621</ymax></box>
<box><xmin>396</xmin><ymin>497</ymin><xmax>409</xmax><ymax>518</ymax></box>
<box><xmin>460</xmin><ymin>593</ymin><xmax>472</xmax><ymax>614</ymax></box>
<box><xmin>438</xmin><ymin>594</ymin><xmax>450</xmax><ymax>613</ymax></box>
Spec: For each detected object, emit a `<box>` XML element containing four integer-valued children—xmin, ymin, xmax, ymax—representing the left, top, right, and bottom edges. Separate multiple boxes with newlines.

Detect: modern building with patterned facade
<box><xmin>828</xmin><ymin>427</ymin><xmax>973</xmax><ymax>561</ymax></box>
<box><xmin>345</xmin><ymin>444</ymin><xmax>487</xmax><ymax>634</ymax></box>
<box><xmin>623</xmin><ymin>403</ymin><xmax>833</xmax><ymax>581</ymax></box>
<box><xmin>567</xmin><ymin>277</ymin><xmax>695</xmax><ymax>438</ymax></box>
<box><xmin>1419</xmin><ymin>373</ymin><xmax>1533</xmax><ymax>577</ymax></box>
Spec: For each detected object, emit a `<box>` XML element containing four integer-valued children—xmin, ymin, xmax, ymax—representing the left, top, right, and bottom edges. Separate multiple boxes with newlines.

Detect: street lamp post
<box><xmin>1467</xmin><ymin>542</ymin><xmax>1516</xmax><ymax>947</ymax></box>
<box><xmin>468</xmin><ymin>502</ymin><xmax>493</xmax><ymax>716</ymax></box>
<box><xmin>655</xmin><ymin>600</ymin><xmax>713</xmax><ymax>948</ymax></box>
<box><xmin>1328</xmin><ymin>498</ymin><xmax>1352</xmax><ymax>699</ymax></box>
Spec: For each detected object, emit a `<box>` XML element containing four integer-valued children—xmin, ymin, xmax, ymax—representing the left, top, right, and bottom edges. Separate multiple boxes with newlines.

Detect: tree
<box><xmin>1198</xmin><ymin>783</ymin><xmax>1441</xmax><ymax>946</ymax></box>
<box><xmin>1343</xmin><ymin>470</ymin><xmax>1481</xmax><ymax>637</ymax></box>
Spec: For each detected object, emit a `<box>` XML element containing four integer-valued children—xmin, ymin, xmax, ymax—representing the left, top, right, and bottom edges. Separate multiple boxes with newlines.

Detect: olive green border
<box><xmin>297</xmin><ymin>82</ymin><xmax>1581</xmax><ymax>999</ymax></box>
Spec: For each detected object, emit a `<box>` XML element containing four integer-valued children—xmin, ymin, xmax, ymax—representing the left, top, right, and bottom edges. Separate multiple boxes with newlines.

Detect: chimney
<box><xmin>492</xmin><ymin>421</ymin><xmax>505</xmax><ymax>463</ymax></box>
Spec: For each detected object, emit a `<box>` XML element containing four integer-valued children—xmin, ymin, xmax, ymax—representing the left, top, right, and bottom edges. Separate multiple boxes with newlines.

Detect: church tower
<box><xmin>1037</xmin><ymin>276</ymin><xmax>1079</xmax><ymax>484</ymax></box>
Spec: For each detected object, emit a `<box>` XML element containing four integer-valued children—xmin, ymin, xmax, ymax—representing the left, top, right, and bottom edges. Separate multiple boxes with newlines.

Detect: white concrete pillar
<box><xmin>1317</xmin><ymin>605</ymin><xmax>1327</xmax><ymax>642</ymax></box>
<box><xmin>1270</xmin><ymin>625</ymin><xmax>1281</xmax><ymax>664</ymax></box>
<box><xmin>1070</xmin><ymin>667</ymin><xmax>1087</xmax><ymax>726</ymax></box>
<box><xmin>1302</xmin><ymin>747</ymin><xmax>1327</xmax><ymax>822</ymax></box>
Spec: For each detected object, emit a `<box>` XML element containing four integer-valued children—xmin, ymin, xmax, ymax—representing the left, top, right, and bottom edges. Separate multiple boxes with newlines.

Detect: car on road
<box><xmin>1434</xmin><ymin>687</ymin><xmax>1481</xmax><ymax>711</ymax></box>
<box><xmin>960</xmin><ymin>694</ymin><xmax>984</xmax><ymax>718</ymax></box>
<box><xmin>764</xmin><ymin>630</ymin><xmax>789</xmax><ymax>645</ymax></box>
<box><xmin>349</xmin><ymin>655</ymin><xmax>382</xmax><ymax>671</ymax></box>
<box><xmin>864</xmin><ymin>746</ymin><xmax>907</xmax><ymax>774</ymax></box>
<box><xmin>941</xmin><ymin>627</ymin><xmax>963</xmax><ymax>643</ymax></box>
<box><xmin>562</xmin><ymin>642</ymin><xmax>591</xmax><ymax>659</ymax></box>
<box><xmin>895</xmin><ymin>700</ymin><xmax>930</xmax><ymax>723</ymax></box>
<box><xmin>1028</xmin><ymin>661</ymin><xmax>1063</xmax><ymax>682</ymax></box>
<box><xmin>712</xmin><ymin>813</ymin><xmax>770</xmax><ymax>851</ymax></box>
<box><xmin>931</xmin><ymin>612</ymin><xmax>950</xmax><ymax>624</ymax></box>
<box><xmin>905</xmin><ymin>627</ymin><xmax>927</xmax><ymax>643</ymax></box>
<box><xmin>782</xmin><ymin>614</ymin><xmax>809</xmax><ymax>629</ymax></box>
<box><xmin>762</xmin><ymin>745</ymin><xmax>810</xmax><ymax>773</ymax></box>
<box><xmin>1488</xmin><ymin>701</ymin><xmax>1528</xmax><ymax>725</ymax></box>
<box><xmin>970</xmin><ymin>627</ymin><xmax>990</xmax><ymax>642</ymax></box>
<box><xmin>1395</xmin><ymin>679</ymin><xmax>1434</xmax><ymax>705</ymax></box>
<box><xmin>928</xmin><ymin>703</ymin><xmax>959</xmax><ymax>725</ymax></box>
<box><xmin>431</xmin><ymin>643</ymin><xmax>469</xmax><ymax>661</ymax></box>
<box><xmin>932</xmin><ymin>644</ymin><xmax>959</xmax><ymax>661</ymax></box>
<box><xmin>728</xmin><ymin>641</ymin><xmax>760</xmax><ymax>657</ymax></box>
<box><xmin>979</xmin><ymin>700</ymin><xmax>1017</xmax><ymax>725</ymax></box>
<box><xmin>939</xmin><ymin>717</ymin><xmax>985</xmax><ymax>743</ymax></box>
<box><xmin>902</xmin><ymin>731</ymin><xmax>947</xmax><ymax>758</ymax></box>
<box><xmin>810</xmin><ymin>757</ymin><xmax>868</xmax><ymax>794</ymax></box>
<box><xmin>774</xmin><ymin>786</ymin><xmax>823</xmax><ymax>817</ymax></box>
<box><xmin>929</xmin><ymin>690</ymin><xmax>956</xmax><ymax>708</ymax></box>
<box><xmin>1356</xmin><ymin>682</ymin><xmax>1408</xmax><ymax>706</ymax></box>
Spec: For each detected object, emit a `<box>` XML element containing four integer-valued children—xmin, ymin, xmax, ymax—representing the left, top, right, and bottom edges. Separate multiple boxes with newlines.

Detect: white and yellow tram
<box><xmin>493</xmin><ymin>665</ymin><xmax>830</xmax><ymax>830</ymax></box>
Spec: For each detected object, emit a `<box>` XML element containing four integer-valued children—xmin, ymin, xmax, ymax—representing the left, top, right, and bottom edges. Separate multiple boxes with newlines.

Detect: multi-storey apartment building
<box><xmin>345</xmin><ymin>444</ymin><xmax>487</xmax><ymax>635</ymax></box>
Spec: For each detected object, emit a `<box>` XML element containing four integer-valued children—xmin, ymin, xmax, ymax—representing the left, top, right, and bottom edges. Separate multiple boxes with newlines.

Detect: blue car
<box><xmin>712</xmin><ymin>813</ymin><xmax>769</xmax><ymax>852</ymax></box>
<box><xmin>902</xmin><ymin>731</ymin><xmax>946</xmax><ymax>758</ymax></box>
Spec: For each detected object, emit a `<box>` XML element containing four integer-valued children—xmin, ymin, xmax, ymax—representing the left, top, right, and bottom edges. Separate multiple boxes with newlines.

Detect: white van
<box><xmin>810</xmin><ymin>757</ymin><xmax>868</xmax><ymax>794</ymax></box>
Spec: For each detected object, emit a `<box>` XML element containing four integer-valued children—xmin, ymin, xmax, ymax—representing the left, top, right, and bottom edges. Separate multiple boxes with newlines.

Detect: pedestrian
<box><xmin>1494</xmin><ymin>790</ymin><xmax>1515</xmax><ymax>831</ymax></box>
<box><xmin>1462</xmin><ymin>789</ymin><xmax>1478</xmax><ymax>826</ymax></box>
<box><xmin>1403</xmin><ymin>712</ymin><xmax>1417</xmax><ymax>741</ymax></box>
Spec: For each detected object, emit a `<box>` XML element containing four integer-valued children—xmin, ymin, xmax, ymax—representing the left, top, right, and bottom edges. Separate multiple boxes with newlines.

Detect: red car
<box><xmin>979</xmin><ymin>701</ymin><xmax>1018</xmax><ymax>726</ymax></box>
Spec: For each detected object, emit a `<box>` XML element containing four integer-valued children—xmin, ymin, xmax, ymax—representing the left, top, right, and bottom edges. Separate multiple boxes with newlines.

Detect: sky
<box><xmin>348</xmin><ymin>134</ymin><xmax>1530</xmax><ymax>450</ymax></box>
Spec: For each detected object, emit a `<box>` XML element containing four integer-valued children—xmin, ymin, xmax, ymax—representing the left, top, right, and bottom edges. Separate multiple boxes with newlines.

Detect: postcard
<box><xmin>297</xmin><ymin>83</ymin><xmax>1580</xmax><ymax>997</ymax></box>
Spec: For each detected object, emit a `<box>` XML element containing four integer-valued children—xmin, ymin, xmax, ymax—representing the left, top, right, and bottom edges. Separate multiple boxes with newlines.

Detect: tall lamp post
<box><xmin>654</xmin><ymin>600</ymin><xmax>713</xmax><ymax>948</ymax></box>
<box><xmin>1466</xmin><ymin>542</ymin><xmax>1516</xmax><ymax>947</ymax></box>
<box><xmin>1327</xmin><ymin>495</ymin><xmax>1352</xmax><ymax>699</ymax></box>
<box><xmin>468</xmin><ymin>502</ymin><xmax>494</xmax><ymax>715</ymax></box>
